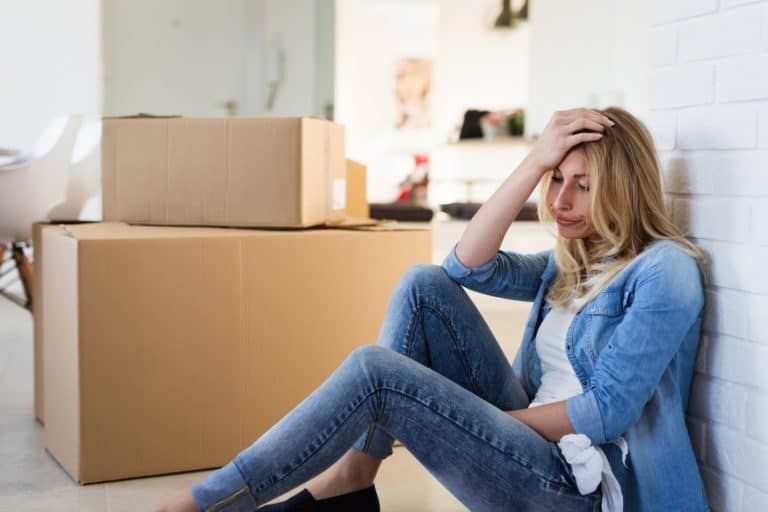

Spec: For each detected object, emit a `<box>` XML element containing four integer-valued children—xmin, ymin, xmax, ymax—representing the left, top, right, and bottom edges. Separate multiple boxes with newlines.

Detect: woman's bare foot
<box><xmin>152</xmin><ymin>488</ymin><xmax>200</xmax><ymax>512</ymax></box>
<box><xmin>305</xmin><ymin>448</ymin><xmax>382</xmax><ymax>500</ymax></box>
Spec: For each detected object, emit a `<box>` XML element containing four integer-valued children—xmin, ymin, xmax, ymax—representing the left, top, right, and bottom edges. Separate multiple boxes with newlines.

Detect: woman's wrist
<box><xmin>518</xmin><ymin>152</ymin><xmax>549</xmax><ymax>180</ymax></box>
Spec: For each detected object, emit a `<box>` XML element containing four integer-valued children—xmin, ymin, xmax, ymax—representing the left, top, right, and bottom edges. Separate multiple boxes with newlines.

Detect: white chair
<box><xmin>48</xmin><ymin>117</ymin><xmax>102</xmax><ymax>222</ymax></box>
<box><xmin>0</xmin><ymin>115</ymin><xmax>82</xmax><ymax>309</ymax></box>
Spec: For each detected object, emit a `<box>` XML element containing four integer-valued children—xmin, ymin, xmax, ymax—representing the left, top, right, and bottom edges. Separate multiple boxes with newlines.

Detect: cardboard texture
<box><xmin>33</xmin><ymin>220</ymin><xmax>91</xmax><ymax>425</ymax></box>
<box><xmin>101</xmin><ymin>117</ymin><xmax>346</xmax><ymax>228</ymax></box>
<box><xmin>32</xmin><ymin>161</ymin><xmax>370</xmax><ymax>426</ymax></box>
<box><xmin>41</xmin><ymin>222</ymin><xmax>431</xmax><ymax>484</ymax></box>
<box><xmin>345</xmin><ymin>159</ymin><xmax>369</xmax><ymax>219</ymax></box>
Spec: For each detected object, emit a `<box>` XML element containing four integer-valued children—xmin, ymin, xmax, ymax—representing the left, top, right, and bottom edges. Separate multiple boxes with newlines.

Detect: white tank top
<box><xmin>528</xmin><ymin>299</ymin><xmax>583</xmax><ymax>408</ymax></box>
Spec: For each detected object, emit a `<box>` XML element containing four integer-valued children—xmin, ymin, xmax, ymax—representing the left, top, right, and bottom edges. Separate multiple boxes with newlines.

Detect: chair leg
<box><xmin>12</xmin><ymin>243</ymin><xmax>34</xmax><ymax>311</ymax></box>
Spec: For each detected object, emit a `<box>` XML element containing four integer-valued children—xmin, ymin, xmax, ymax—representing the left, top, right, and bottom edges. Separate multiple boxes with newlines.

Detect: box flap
<box><xmin>56</xmin><ymin>219</ymin><xmax>432</xmax><ymax>245</ymax></box>
<box><xmin>103</xmin><ymin>113</ymin><xmax>182</xmax><ymax>119</ymax></box>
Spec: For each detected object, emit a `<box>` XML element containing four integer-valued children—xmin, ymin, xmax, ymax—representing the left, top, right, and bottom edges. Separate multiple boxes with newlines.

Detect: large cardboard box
<box><xmin>34</xmin><ymin>159</ymin><xmax>369</xmax><ymax>426</ymax></box>
<box><xmin>41</xmin><ymin>222</ymin><xmax>431</xmax><ymax>484</ymax></box>
<box><xmin>101</xmin><ymin>116</ymin><xmax>345</xmax><ymax>228</ymax></box>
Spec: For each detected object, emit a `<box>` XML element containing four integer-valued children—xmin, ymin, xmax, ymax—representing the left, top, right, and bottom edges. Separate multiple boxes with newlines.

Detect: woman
<box><xmin>156</xmin><ymin>107</ymin><xmax>708</xmax><ymax>512</ymax></box>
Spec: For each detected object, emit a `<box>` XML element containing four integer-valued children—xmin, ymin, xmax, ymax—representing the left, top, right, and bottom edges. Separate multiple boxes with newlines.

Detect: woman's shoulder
<box><xmin>634</xmin><ymin>239</ymin><xmax>700</xmax><ymax>271</ymax></box>
<box><xmin>630</xmin><ymin>239</ymin><xmax>705</xmax><ymax>304</ymax></box>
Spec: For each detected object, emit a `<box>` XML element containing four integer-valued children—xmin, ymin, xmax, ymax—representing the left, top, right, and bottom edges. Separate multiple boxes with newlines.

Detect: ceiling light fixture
<box><xmin>493</xmin><ymin>0</ymin><xmax>528</xmax><ymax>29</ymax></box>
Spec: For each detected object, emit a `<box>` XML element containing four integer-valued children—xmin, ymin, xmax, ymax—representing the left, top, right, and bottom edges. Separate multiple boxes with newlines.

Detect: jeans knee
<box><xmin>345</xmin><ymin>344</ymin><xmax>393</xmax><ymax>381</ymax></box>
<box><xmin>397</xmin><ymin>263</ymin><xmax>454</xmax><ymax>297</ymax></box>
<box><xmin>348</xmin><ymin>344</ymin><xmax>387</xmax><ymax>365</ymax></box>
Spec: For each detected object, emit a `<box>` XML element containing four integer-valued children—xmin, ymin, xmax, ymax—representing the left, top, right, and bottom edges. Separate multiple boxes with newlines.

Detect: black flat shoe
<box><xmin>257</xmin><ymin>485</ymin><xmax>380</xmax><ymax>512</ymax></box>
<box><xmin>256</xmin><ymin>488</ymin><xmax>317</xmax><ymax>511</ymax></box>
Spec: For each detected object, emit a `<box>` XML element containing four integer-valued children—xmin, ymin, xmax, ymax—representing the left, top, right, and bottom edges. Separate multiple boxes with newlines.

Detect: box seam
<box><xmin>76</xmin><ymin>238</ymin><xmax>83</xmax><ymax>480</ymax></box>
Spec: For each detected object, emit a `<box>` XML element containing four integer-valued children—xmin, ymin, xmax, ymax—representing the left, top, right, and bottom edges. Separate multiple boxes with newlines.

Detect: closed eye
<box><xmin>551</xmin><ymin>175</ymin><xmax>589</xmax><ymax>192</ymax></box>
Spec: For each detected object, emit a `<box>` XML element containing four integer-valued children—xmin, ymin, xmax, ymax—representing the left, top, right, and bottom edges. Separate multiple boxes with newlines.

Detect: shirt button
<box><xmin>566</xmin><ymin>344</ymin><xmax>571</xmax><ymax>350</ymax></box>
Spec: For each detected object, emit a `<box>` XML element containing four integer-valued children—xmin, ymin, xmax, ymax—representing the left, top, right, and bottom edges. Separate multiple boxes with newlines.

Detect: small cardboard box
<box><xmin>101</xmin><ymin>116</ymin><xmax>345</xmax><ymax>228</ymax></box>
<box><xmin>41</xmin><ymin>222</ymin><xmax>431</xmax><ymax>483</ymax></box>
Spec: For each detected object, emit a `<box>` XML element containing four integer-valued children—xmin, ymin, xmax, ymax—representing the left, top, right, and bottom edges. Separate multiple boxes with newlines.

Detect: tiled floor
<box><xmin>0</xmin><ymin>218</ymin><xmax>555</xmax><ymax>511</ymax></box>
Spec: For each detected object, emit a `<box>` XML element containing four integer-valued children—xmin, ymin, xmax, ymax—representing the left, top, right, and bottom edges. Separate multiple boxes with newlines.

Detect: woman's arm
<box><xmin>507</xmin><ymin>401</ymin><xmax>575</xmax><ymax>442</ymax></box>
<box><xmin>455</xmin><ymin>155</ymin><xmax>546</xmax><ymax>268</ymax></box>
<box><xmin>455</xmin><ymin>109</ymin><xmax>613</xmax><ymax>268</ymax></box>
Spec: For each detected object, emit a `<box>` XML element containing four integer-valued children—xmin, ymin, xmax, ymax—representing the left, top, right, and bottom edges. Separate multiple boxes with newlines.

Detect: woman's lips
<box><xmin>556</xmin><ymin>216</ymin><xmax>580</xmax><ymax>226</ymax></box>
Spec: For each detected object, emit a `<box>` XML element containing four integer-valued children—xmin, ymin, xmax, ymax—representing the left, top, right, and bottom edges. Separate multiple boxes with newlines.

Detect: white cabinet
<box><xmin>428</xmin><ymin>136</ymin><xmax>538</xmax><ymax>206</ymax></box>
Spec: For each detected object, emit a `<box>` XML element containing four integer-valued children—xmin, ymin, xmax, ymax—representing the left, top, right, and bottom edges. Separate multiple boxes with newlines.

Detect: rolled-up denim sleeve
<box><xmin>566</xmin><ymin>245</ymin><xmax>705</xmax><ymax>445</ymax></box>
<box><xmin>441</xmin><ymin>243</ymin><xmax>551</xmax><ymax>301</ymax></box>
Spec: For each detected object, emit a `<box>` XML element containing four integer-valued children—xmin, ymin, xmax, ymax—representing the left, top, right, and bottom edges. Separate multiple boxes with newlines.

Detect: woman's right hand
<box><xmin>525</xmin><ymin>108</ymin><xmax>615</xmax><ymax>175</ymax></box>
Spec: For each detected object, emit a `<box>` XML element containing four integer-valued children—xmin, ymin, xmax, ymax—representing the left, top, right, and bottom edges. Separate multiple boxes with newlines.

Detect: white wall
<box><xmin>0</xmin><ymin>0</ymin><xmax>101</xmax><ymax>153</ymax></box>
<box><xmin>313</xmin><ymin>0</ymin><xmax>336</xmax><ymax>119</ymax></box>
<box><xmin>262</xmin><ymin>0</ymin><xmax>334</xmax><ymax>117</ymax></box>
<box><xmin>102</xmin><ymin>0</ymin><xmax>249</xmax><ymax>117</ymax></box>
<box><xmin>649</xmin><ymin>1</ymin><xmax>768</xmax><ymax>510</ymax></box>
<box><xmin>432</xmin><ymin>0</ymin><xmax>530</xmax><ymax>143</ymax></box>
<box><xmin>261</xmin><ymin>0</ymin><xmax>314</xmax><ymax>116</ymax></box>
<box><xmin>102</xmin><ymin>0</ymin><xmax>333</xmax><ymax>118</ymax></box>
<box><xmin>527</xmin><ymin>0</ymin><xmax>649</xmax><ymax>137</ymax></box>
<box><xmin>335</xmin><ymin>0</ymin><xmax>530</xmax><ymax>202</ymax></box>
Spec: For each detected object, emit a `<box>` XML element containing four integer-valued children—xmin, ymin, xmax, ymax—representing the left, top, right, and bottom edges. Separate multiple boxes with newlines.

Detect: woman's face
<box><xmin>546</xmin><ymin>148</ymin><xmax>599</xmax><ymax>241</ymax></box>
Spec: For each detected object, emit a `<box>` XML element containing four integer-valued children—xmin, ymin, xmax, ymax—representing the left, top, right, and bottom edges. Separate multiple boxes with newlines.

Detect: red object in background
<box><xmin>395</xmin><ymin>188</ymin><xmax>411</xmax><ymax>202</ymax></box>
<box><xmin>396</xmin><ymin>153</ymin><xmax>430</xmax><ymax>204</ymax></box>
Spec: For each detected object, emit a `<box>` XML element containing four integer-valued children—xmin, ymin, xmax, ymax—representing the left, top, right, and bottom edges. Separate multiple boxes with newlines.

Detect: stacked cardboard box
<box><xmin>37</xmin><ymin>116</ymin><xmax>431</xmax><ymax>483</ymax></box>
<box><xmin>101</xmin><ymin>116</ymin><xmax>348</xmax><ymax>228</ymax></box>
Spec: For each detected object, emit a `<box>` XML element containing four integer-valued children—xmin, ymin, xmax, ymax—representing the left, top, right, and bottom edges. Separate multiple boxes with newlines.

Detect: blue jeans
<box><xmin>191</xmin><ymin>264</ymin><xmax>602</xmax><ymax>511</ymax></box>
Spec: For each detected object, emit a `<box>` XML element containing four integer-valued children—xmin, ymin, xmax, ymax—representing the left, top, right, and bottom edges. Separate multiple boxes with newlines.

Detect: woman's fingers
<box><xmin>563</xmin><ymin>118</ymin><xmax>607</xmax><ymax>134</ymax></box>
<box><xmin>528</xmin><ymin>108</ymin><xmax>611</xmax><ymax>173</ymax></box>
<box><xmin>567</xmin><ymin>132</ymin><xmax>604</xmax><ymax>145</ymax></box>
<box><xmin>556</xmin><ymin>108</ymin><xmax>614</xmax><ymax>128</ymax></box>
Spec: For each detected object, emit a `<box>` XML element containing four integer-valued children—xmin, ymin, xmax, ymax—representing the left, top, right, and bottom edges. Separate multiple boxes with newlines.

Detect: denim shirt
<box><xmin>442</xmin><ymin>239</ymin><xmax>709</xmax><ymax>512</ymax></box>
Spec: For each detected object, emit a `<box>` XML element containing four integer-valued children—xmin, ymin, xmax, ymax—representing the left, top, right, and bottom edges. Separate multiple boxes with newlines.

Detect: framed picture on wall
<box><xmin>394</xmin><ymin>57</ymin><xmax>432</xmax><ymax>130</ymax></box>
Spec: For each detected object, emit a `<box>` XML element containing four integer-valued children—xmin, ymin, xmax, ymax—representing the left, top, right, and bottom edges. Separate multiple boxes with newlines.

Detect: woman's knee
<box><xmin>380</xmin><ymin>265</ymin><xmax>460</xmax><ymax>355</ymax></box>
<box><xmin>396</xmin><ymin>263</ymin><xmax>456</xmax><ymax>298</ymax></box>
<box><xmin>345</xmin><ymin>344</ymin><xmax>394</xmax><ymax>378</ymax></box>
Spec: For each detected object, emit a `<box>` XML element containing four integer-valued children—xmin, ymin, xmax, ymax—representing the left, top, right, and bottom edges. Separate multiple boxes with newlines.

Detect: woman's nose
<box><xmin>553</xmin><ymin>189</ymin><xmax>571</xmax><ymax>210</ymax></box>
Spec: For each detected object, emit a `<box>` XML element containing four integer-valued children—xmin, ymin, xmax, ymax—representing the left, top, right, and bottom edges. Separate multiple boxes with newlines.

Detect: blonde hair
<box><xmin>536</xmin><ymin>106</ymin><xmax>706</xmax><ymax>311</ymax></box>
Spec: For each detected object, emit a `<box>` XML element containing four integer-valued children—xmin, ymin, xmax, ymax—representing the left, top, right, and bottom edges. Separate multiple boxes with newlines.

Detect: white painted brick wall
<box><xmin>721</xmin><ymin>0</ymin><xmax>764</xmax><ymax>9</ymax></box>
<box><xmin>650</xmin><ymin>1</ymin><xmax>768</xmax><ymax>509</ymax></box>
<box><xmin>649</xmin><ymin>62</ymin><xmax>714</xmax><ymax>109</ymax></box>
<box><xmin>677</xmin><ymin>5</ymin><xmax>763</xmax><ymax>62</ymax></box>
<box><xmin>677</xmin><ymin>105</ymin><xmax>757</xmax><ymax>149</ymax></box>
<box><xmin>649</xmin><ymin>25</ymin><xmax>678</xmax><ymax>68</ymax></box>
<box><xmin>759</xmin><ymin>105</ymin><xmax>768</xmax><ymax>148</ymax></box>
<box><xmin>744</xmin><ymin>486</ymin><xmax>768</xmax><ymax>511</ymax></box>
<box><xmin>717</xmin><ymin>55</ymin><xmax>768</xmax><ymax>102</ymax></box>
<box><xmin>650</xmin><ymin>0</ymin><xmax>718</xmax><ymax>25</ymax></box>
<box><xmin>645</xmin><ymin>111</ymin><xmax>677</xmax><ymax>150</ymax></box>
